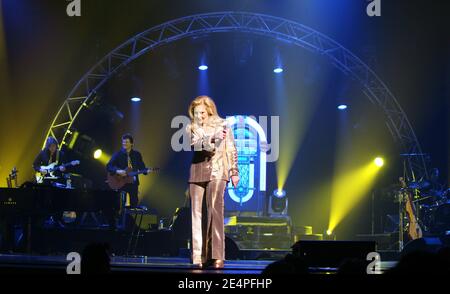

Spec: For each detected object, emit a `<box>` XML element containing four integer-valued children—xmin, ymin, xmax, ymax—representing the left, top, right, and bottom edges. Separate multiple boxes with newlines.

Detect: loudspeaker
<box><xmin>170</xmin><ymin>207</ymin><xmax>191</xmax><ymax>240</ymax></box>
<box><xmin>401</xmin><ymin>236</ymin><xmax>450</xmax><ymax>257</ymax></box>
<box><xmin>292</xmin><ymin>240</ymin><xmax>377</xmax><ymax>268</ymax></box>
<box><xmin>225</xmin><ymin>236</ymin><xmax>241</xmax><ymax>260</ymax></box>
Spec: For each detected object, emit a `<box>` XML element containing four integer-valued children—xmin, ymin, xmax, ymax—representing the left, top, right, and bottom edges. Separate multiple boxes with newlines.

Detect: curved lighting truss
<box><xmin>45</xmin><ymin>11</ymin><xmax>428</xmax><ymax>180</ymax></box>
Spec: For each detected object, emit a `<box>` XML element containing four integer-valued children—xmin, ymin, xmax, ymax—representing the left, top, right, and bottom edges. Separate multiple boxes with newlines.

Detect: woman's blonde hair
<box><xmin>188</xmin><ymin>95</ymin><xmax>220</xmax><ymax>123</ymax></box>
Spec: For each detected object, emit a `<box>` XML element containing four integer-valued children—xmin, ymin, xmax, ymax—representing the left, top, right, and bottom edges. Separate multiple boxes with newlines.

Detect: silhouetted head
<box><xmin>81</xmin><ymin>243</ymin><xmax>111</xmax><ymax>274</ymax></box>
<box><xmin>337</xmin><ymin>258</ymin><xmax>368</xmax><ymax>275</ymax></box>
<box><xmin>262</xmin><ymin>254</ymin><xmax>309</xmax><ymax>275</ymax></box>
<box><xmin>386</xmin><ymin>251</ymin><xmax>446</xmax><ymax>274</ymax></box>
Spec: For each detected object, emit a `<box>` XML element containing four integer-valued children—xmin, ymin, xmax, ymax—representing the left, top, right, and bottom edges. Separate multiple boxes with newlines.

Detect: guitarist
<box><xmin>32</xmin><ymin>136</ymin><xmax>68</xmax><ymax>228</ymax></box>
<box><xmin>106</xmin><ymin>133</ymin><xmax>148</xmax><ymax>208</ymax></box>
<box><xmin>33</xmin><ymin>136</ymin><xmax>67</xmax><ymax>182</ymax></box>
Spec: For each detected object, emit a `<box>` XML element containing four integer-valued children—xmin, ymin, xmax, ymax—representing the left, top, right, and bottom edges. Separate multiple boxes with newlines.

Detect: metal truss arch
<box><xmin>45</xmin><ymin>11</ymin><xmax>427</xmax><ymax>180</ymax></box>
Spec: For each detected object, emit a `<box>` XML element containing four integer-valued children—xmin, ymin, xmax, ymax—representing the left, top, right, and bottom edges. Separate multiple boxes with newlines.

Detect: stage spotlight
<box><xmin>374</xmin><ymin>157</ymin><xmax>384</xmax><ymax>167</ymax></box>
<box><xmin>67</xmin><ymin>131</ymin><xmax>80</xmax><ymax>150</ymax></box>
<box><xmin>93</xmin><ymin>149</ymin><xmax>102</xmax><ymax>159</ymax></box>
<box><xmin>131</xmin><ymin>97</ymin><xmax>141</xmax><ymax>102</ymax></box>
<box><xmin>337</xmin><ymin>104</ymin><xmax>348</xmax><ymax>110</ymax></box>
<box><xmin>273</xmin><ymin>67</ymin><xmax>283</xmax><ymax>73</ymax></box>
<box><xmin>198</xmin><ymin>65</ymin><xmax>208</xmax><ymax>71</ymax></box>
<box><xmin>328</xmin><ymin>161</ymin><xmax>383</xmax><ymax>234</ymax></box>
<box><xmin>70</xmin><ymin>133</ymin><xmax>95</xmax><ymax>157</ymax></box>
<box><xmin>274</xmin><ymin>189</ymin><xmax>286</xmax><ymax>198</ymax></box>
<box><xmin>269</xmin><ymin>189</ymin><xmax>288</xmax><ymax>215</ymax></box>
<box><xmin>93</xmin><ymin>149</ymin><xmax>111</xmax><ymax>165</ymax></box>
<box><xmin>324</xmin><ymin>230</ymin><xmax>336</xmax><ymax>240</ymax></box>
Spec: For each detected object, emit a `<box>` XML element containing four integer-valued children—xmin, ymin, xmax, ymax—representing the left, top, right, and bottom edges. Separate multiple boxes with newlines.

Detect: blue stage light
<box><xmin>131</xmin><ymin>97</ymin><xmax>141</xmax><ymax>102</ymax></box>
<box><xmin>273</xmin><ymin>189</ymin><xmax>286</xmax><ymax>198</ymax></box>
<box><xmin>198</xmin><ymin>65</ymin><xmax>208</xmax><ymax>71</ymax></box>
<box><xmin>337</xmin><ymin>104</ymin><xmax>348</xmax><ymax>110</ymax></box>
<box><xmin>273</xmin><ymin>67</ymin><xmax>283</xmax><ymax>73</ymax></box>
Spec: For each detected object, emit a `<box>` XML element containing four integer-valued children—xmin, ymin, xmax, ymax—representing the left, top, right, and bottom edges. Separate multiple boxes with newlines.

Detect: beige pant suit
<box><xmin>187</xmin><ymin>119</ymin><xmax>239</xmax><ymax>264</ymax></box>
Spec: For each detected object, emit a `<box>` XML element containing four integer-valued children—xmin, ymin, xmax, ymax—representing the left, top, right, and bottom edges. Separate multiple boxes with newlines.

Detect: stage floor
<box><xmin>0</xmin><ymin>253</ymin><xmax>398</xmax><ymax>274</ymax></box>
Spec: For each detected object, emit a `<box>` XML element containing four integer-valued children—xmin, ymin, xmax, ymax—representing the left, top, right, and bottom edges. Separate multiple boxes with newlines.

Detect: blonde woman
<box><xmin>187</xmin><ymin>95</ymin><xmax>239</xmax><ymax>269</ymax></box>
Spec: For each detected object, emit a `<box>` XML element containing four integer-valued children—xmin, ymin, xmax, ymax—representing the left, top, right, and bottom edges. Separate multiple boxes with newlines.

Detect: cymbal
<box><xmin>412</xmin><ymin>196</ymin><xmax>433</xmax><ymax>203</ymax></box>
<box><xmin>68</xmin><ymin>173</ymin><xmax>83</xmax><ymax>177</ymax></box>
<box><xmin>408</xmin><ymin>181</ymin><xmax>430</xmax><ymax>190</ymax></box>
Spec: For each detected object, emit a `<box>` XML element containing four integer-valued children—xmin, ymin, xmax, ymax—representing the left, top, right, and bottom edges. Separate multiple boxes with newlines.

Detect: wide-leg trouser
<box><xmin>190</xmin><ymin>180</ymin><xmax>227</xmax><ymax>264</ymax></box>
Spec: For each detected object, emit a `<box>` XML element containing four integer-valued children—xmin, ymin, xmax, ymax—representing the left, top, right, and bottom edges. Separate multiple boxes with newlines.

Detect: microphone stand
<box><xmin>371</xmin><ymin>190</ymin><xmax>375</xmax><ymax>235</ymax></box>
<box><xmin>398</xmin><ymin>188</ymin><xmax>404</xmax><ymax>252</ymax></box>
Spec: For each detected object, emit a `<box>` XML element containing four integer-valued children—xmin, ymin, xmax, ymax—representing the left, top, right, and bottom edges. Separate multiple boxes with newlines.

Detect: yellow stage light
<box><xmin>92</xmin><ymin>149</ymin><xmax>111</xmax><ymax>165</ymax></box>
<box><xmin>93</xmin><ymin>149</ymin><xmax>102</xmax><ymax>159</ymax></box>
<box><xmin>374</xmin><ymin>157</ymin><xmax>384</xmax><ymax>167</ymax></box>
<box><xmin>328</xmin><ymin>160</ymin><xmax>382</xmax><ymax>234</ymax></box>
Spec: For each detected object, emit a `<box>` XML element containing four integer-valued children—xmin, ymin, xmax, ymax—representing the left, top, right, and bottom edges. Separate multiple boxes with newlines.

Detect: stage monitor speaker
<box><xmin>292</xmin><ymin>240</ymin><xmax>377</xmax><ymax>268</ymax></box>
<box><xmin>401</xmin><ymin>236</ymin><xmax>450</xmax><ymax>257</ymax></box>
<box><xmin>225</xmin><ymin>236</ymin><xmax>241</xmax><ymax>260</ymax></box>
<box><xmin>170</xmin><ymin>207</ymin><xmax>192</xmax><ymax>240</ymax></box>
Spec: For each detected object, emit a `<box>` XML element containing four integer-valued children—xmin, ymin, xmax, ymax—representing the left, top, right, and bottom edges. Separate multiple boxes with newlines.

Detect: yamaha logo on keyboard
<box><xmin>2</xmin><ymin>197</ymin><xmax>16</xmax><ymax>206</ymax></box>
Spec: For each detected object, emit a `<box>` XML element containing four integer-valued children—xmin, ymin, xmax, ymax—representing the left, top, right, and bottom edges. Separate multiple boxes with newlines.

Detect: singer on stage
<box><xmin>186</xmin><ymin>95</ymin><xmax>240</xmax><ymax>269</ymax></box>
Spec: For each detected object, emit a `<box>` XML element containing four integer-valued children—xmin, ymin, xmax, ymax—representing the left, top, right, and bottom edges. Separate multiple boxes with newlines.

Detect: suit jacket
<box><xmin>106</xmin><ymin>149</ymin><xmax>147</xmax><ymax>186</ymax></box>
<box><xmin>188</xmin><ymin>118</ymin><xmax>239</xmax><ymax>183</ymax></box>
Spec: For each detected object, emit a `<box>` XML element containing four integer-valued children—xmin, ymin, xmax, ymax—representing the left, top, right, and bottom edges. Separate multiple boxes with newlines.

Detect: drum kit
<box><xmin>404</xmin><ymin>180</ymin><xmax>450</xmax><ymax>235</ymax></box>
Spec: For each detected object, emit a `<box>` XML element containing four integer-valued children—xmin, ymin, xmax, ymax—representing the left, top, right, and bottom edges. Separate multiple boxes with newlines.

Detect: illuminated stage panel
<box><xmin>225</xmin><ymin>116</ymin><xmax>267</xmax><ymax>215</ymax></box>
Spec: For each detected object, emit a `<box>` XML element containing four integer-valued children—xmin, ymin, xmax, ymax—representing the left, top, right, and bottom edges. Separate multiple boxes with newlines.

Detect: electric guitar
<box><xmin>35</xmin><ymin>160</ymin><xmax>80</xmax><ymax>183</ymax></box>
<box><xmin>107</xmin><ymin>167</ymin><xmax>159</xmax><ymax>190</ymax></box>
